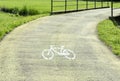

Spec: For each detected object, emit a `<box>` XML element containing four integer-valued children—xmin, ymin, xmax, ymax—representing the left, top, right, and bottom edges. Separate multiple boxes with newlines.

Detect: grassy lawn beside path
<box><xmin>0</xmin><ymin>12</ymin><xmax>48</xmax><ymax>40</ymax></box>
<box><xmin>97</xmin><ymin>19</ymin><xmax>120</xmax><ymax>56</ymax></box>
<box><xmin>0</xmin><ymin>0</ymin><xmax>50</xmax><ymax>40</ymax></box>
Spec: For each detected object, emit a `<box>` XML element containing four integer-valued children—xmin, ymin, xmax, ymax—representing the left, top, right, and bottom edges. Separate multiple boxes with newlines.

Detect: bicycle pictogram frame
<box><xmin>42</xmin><ymin>45</ymin><xmax>76</xmax><ymax>60</ymax></box>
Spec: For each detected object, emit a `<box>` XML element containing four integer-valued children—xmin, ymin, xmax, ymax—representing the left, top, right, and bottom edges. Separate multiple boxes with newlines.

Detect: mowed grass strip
<box><xmin>97</xmin><ymin>19</ymin><xmax>120</xmax><ymax>56</ymax></box>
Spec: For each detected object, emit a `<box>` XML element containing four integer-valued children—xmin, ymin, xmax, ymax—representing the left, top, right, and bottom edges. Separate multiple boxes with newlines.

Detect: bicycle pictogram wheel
<box><xmin>42</xmin><ymin>49</ymin><xmax>54</xmax><ymax>60</ymax></box>
<box><xmin>63</xmin><ymin>49</ymin><xmax>76</xmax><ymax>60</ymax></box>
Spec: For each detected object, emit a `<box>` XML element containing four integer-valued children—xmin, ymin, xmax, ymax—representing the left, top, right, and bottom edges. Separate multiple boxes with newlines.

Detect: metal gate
<box><xmin>51</xmin><ymin>0</ymin><xmax>109</xmax><ymax>14</ymax></box>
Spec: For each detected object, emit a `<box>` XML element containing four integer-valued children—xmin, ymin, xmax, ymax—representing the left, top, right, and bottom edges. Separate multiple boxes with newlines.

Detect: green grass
<box><xmin>113</xmin><ymin>2</ymin><xmax>120</xmax><ymax>8</ymax></box>
<box><xmin>0</xmin><ymin>12</ymin><xmax>48</xmax><ymax>40</ymax></box>
<box><xmin>0</xmin><ymin>0</ymin><xmax>50</xmax><ymax>40</ymax></box>
<box><xmin>0</xmin><ymin>0</ymin><xmax>50</xmax><ymax>14</ymax></box>
<box><xmin>97</xmin><ymin>19</ymin><xmax>120</xmax><ymax>56</ymax></box>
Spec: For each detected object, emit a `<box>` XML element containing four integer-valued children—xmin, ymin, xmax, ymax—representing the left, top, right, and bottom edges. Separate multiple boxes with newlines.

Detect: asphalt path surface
<box><xmin>1</xmin><ymin>8</ymin><xmax>120</xmax><ymax>81</ymax></box>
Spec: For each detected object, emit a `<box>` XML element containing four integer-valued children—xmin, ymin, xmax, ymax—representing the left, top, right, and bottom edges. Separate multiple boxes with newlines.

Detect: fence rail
<box><xmin>51</xmin><ymin>0</ymin><xmax>110</xmax><ymax>14</ymax></box>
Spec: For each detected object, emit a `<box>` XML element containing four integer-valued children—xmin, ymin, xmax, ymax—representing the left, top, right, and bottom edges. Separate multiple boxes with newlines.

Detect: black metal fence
<box><xmin>111</xmin><ymin>0</ymin><xmax>120</xmax><ymax>17</ymax></box>
<box><xmin>51</xmin><ymin>0</ymin><xmax>110</xmax><ymax>14</ymax></box>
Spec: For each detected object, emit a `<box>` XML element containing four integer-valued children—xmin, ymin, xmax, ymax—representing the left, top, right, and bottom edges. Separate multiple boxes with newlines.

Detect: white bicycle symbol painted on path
<box><xmin>42</xmin><ymin>45</ymin><xmax>76</xmax><ymax>60</ymax></box>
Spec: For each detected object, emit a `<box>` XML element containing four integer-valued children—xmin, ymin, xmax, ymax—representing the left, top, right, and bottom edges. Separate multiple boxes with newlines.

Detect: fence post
<box><xmin>76</xmin><ymin>0</ymin><xmax>79</xmax><ymax>11</ymax></box>
<box><xmin>86</xmin><ymin>0</ymin><xmax>88</xmax><ymax>9</ymax></box>
<box><xmin>51</xmin><ymin>0</ymin><xmax>53</xmax><ymax>15</ymax></box>
<box><xmin>101</xmin><ymin>0</ymin><xmax>103</xmax><ymax>7</ymax></box>
<box><xmin>94</xmin><ymin>0</ymin><xmax>96</xmax><ymax>9</ymax></box>
<box><xmin>107</xmin><ymin>0</ymin><xmax>109</xmax><ymax>7</ymax></box>
<box><xmin>65</xmin><ymin>0</ymin><xmax>67</xmax><ymax>12</ymax></box>
<box><xmin>111</xmin><ymin>0</ymin><xmax>113</xmax><ymax>17</ymax></box>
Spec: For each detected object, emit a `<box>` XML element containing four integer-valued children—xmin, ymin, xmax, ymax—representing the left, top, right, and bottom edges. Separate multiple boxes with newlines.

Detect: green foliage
<box><xmin>19</xmin><ymin>6</ymin><xmax>28</xmax><ymax>16</ymax></box>
<box><xmin>97</xmin><ymin>19</ymin><xmax>120</xmax><ymax>56</ymax></box>
<box><xmin>1</xmin><ymin>7</ymin><xmax>19</xmax><ymax>14</ymax></box>
<box><xmin>19</xmin><ymin>6</ymin><xmax>39</xmax><ymax>16</ymax></box>
<box><xmin>1</xmin><ymin>6</ymin><xmax>39</xmax><ymax>16</ymax></box>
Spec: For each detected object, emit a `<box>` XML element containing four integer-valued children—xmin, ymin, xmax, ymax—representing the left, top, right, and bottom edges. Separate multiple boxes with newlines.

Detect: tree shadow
<box><xmin>110</xmin><ymin>15</ymin><xmax>120</xmax><ymax>27</ymax></box>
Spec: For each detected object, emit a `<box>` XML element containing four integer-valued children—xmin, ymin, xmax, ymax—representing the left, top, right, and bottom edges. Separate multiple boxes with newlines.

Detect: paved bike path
<box><xmin>1</xmin><ymin>8</ymin><xmax>120</xmax><ymax>81</ymax></box>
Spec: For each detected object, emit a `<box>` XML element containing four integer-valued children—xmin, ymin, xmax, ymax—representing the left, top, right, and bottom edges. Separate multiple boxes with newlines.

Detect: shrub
<box><xmin>0</xmin><ymin>6</ymin><xmax>39</xmax><ymax>16</ymax></box>
<box><xmin>19</xmin><ymin>6</ymin><xmax>29</xmax><ymax>16</ymax></box>
<box><xmin>19</xmin><ymin>6</ymin><xmax>39</xmax><ymax>16</ymax></box>
<box><xmin>1</xmin><ymin>7</ymin><xmax>19</xmax><ymax>14</ymax></box>
<box><xmin>12</xmin><ymin>7</ymin><xmax>19</xmax><ymax>14</ymax></box>
<box><xmin>28</xmin><ymin>9</ymin><xmax>39</xmax><ymax>15</ymax></box>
